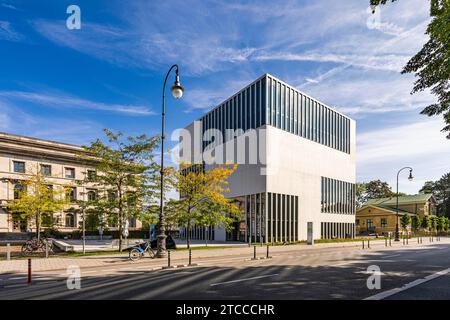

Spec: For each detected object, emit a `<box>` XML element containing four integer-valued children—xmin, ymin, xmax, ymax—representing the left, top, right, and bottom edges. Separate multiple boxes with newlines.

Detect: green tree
<box><xmin>422</xmin><ymin>215</ymin><xmax>432</xmax><ymax>234</ymax></box>
<box><xmin>365</xmin><ymin>180</ymin><xmax>396</xmax><ymax>198</ymax></box>
<box><xmin>356</xmin><ymin>180</ymin><xmax>403</xmax><ymax>206</ymax></box>
<box><xmin>437</xmin><ymin>215</ymin><xmax>446</xmax><ymax>233</ymax></box>
<box><xmin>80</xmin><ymin>129</ymin><xmax>159</xmax><ymax>251</ymax></box>
<box><xmin>430</xmin><ymin>216</ymin><xmax>438</xmax><ymax>234</ymax></box>
<box><xmin>411</xmin><ymin>215</ymin><xmax>422</xmax><ymax>234</ymax></box>
<box><xmin>197</xmin><ymin>199</ymin><xmax>241</xmax><ymax>246</ymax></box>
<box><xmin>443</xmin><ymin>216</ymin><xmax>449</xmax><ymax>232</ymax></box>
<box><xmin>419</xmin><ymin>173</ymin><xmax>450</xmax><ymax>216</ymax></box>
<box><xmin>400</xmin><ymin>214</ymin><xmax>411</xmax><ymax>234</ymax></box>
<box><xmin>356</xmin><ymin>183</ymin><xmax>368</xmax><ymax>208</ymax></box>
<box><xmin>139</xmin><ymin>207</ymin><xmax>159</xmax><ymax>232</ymax></box>
<box><xmin>81</xmin><ymin>208</ymin><xmax>107</xmax><ymax>232</ymax></box>
<box><xmin>370</xmin><ymin>0</ymin><xmax>450</xmax><ymax>138</ymax></box>
<box><xmin>7</xmin><ymin>172</ymin><xmax>68</xmax><ymax>241</ymax></box>
<box><xmin>166</xmin><ymin>163</ymin><xmax>242</xmax><ymax>249</ymax></box>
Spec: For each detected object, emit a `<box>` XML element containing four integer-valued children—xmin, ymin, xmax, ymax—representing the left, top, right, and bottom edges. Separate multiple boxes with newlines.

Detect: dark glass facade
<box><xmin>320</xmin><ymin>222</ymin><xmax>355</xmax><ymax>239</ymax></box>
<box><xmin>200</xmin><ymin>74</ymin><xmax>352</xmax><ymax>154</ymax></box>
<box><xmin>321</xmin><ymin>177</ymin><xmax>356</xmax><ymax>215</ymax></box>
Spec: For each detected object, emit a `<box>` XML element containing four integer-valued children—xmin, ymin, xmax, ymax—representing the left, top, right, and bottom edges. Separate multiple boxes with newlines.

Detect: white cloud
<box><xmin>299</xmin><ymin>67</ymin><xmax>435</xmax><ymax>116</ymax></box>
<box><xmin>183</xmin><ymin>76</ymin><xmax>257</xmax><ymax>112</ymax></box>
<box><xmin>254</xmin><ymin>52</ymin><xmax>410</xmax><ymax>72</ymax></box>
<box><xmin>1</xmin><ymin>3</ymin><xmax>18</xmax><ymax>10</ymax></box>
<box><xmin>32</xmin><ymin>18</ymin><xmax>256</xmax><ymax>76</ymax></box>
<box><xmin>0</xmin><ymin>90</ymin><xmax>155</xmax><ymax>116</ymax></box>
<box><xmin>0</xmin><ymin>100</ymin><xmax>104</xmax><ymax>145</ymax></box>
<box><xmin>0</xmin><ymin>20</ymin><xmax>23</xmax><ymax>42</ymax></box>
<box><xmin>357</xmin><ymin>118</ymin><xmax>450</xmax><ymax>193</ymax></box>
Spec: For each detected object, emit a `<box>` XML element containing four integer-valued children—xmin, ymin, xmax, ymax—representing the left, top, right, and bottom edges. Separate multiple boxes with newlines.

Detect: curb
<box><xmin>248</xmin><ymin>256</ymin><xmax>273</xmax><ymax>261</ymax></box>
<box><xmin>162</xmin><ymin>263</ymin><xmax>199</xmax><ymax>270</ymax></box>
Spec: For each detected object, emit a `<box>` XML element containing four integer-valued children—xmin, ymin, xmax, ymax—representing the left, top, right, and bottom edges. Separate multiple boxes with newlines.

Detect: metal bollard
<box><xmin>6</xmin><ymin>243</ymin><xmax>10</xmax><ymax>261</ymax></box>
<box><xmin>188</xmin><ymin>249</ymin><xmax>192</xmax><ymax>266</ymax></box>
<box><xmin>368</xmin><ymin>239</ymin><xmax>370</xmax><ymax>249</ymax></box>
<box><xmin>253</xmin><ymin>246</ymin><xmax>257</xmax><ymax>260</ymax></box>
<box><xmin>45</xmin><ymin>241</ymin><xmax>49</xmax><ymax>259</ymax></box>
<box><xmin>406</xmin><ymin>236</ymin><xmax>409</xmax><ymax>245</ymax></box>
<box><xmin>362</xmin><ymin>240</ymin><xmax>365</xmax><ymax>249</ymax></box>
<box><xmin>28</xmin><ymin>259</ymin><xmax>32</xmax><ymax>285</ymax></box>
<box><xmin>385</xmin><ymin>238</ymin><xmax>387</xmax><ymax>247</ymax></box>
<box><xmin>167</xmin><ymin>250</ymin><xmax>171</xmax><ymax>268</ymax></box>
<box><xmin>389</xmin><ymin>237</ymin><xmax>392</xmax><ymax>247</ymax></box>
<box><xmin>266</xmin><ymin>245</ymin><xmax>271</xmax><ymax>259</ymax></box>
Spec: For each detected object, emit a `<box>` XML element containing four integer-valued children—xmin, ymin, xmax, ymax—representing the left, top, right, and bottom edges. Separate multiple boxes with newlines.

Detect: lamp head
<box><xmin>408</xmin><ymin>169</ymin><xmax>414</xmax><ymax>181</ymax></box>
<box><xmin>171</xmin><ymin>74</ymin><xmax>184</xmax><ymax>99</ymax></box>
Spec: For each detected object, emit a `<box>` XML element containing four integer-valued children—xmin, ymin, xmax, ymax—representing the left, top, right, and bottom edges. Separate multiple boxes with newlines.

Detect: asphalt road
<box><xmin>1</xmin><ymin>241</ymin><xmax>450</xmax><ymax>300</ymax></box>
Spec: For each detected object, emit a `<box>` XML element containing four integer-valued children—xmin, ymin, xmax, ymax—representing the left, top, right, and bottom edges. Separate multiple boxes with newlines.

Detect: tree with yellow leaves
<box><xmin>7</xmin><ymin>172</ymin><xmax>69</xmax><ymax>241</ymax></box>
<box><xmin>166</xmin><ymin>163</ymin><xmax>242</xmax><ymax>248</ymax></box>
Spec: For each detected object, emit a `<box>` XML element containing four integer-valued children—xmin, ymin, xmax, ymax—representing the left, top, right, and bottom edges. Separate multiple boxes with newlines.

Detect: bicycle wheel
<box><xmin>129</xmin><ymin>248</ymin><xmax>142</xmax><ymax>261</ymax></box>
<box><xmin>21</xmin><ymin>243</ymin><xmax>32</xmax><ymax>256</ymax></box>
<box><xmin>147</xmin><ymin>248</ymin><xmax>156</xmax><ymax>259</ymax></box>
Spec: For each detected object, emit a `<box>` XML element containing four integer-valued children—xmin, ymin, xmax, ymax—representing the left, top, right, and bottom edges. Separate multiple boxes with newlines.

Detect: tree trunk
<box><xmin>186</xmin><ymin>223</ymin><xmax>190</xmax><ymax>249</ymax></box>
<box><xmin>118</xmin><ymin>189</ymin><xmax>123</xmax><ymax>252</ymax></box>
<box><xmin>35</xmin><ymin>212</ymin><xmax>40</xmax><ymax>241</ymax></box>
<box><xmin>118</xmin><ymin>216</ymin><xmax>123</xmax><ymax>252</ymax></box>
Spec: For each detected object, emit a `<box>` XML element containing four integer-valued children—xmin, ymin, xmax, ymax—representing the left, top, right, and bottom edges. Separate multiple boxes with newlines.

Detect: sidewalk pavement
<box><xmin>55</xmin><ymin>239</ymin><xmax>248</xmax><ymax>252</ymax></box>
<box><xmin>1</xmin><ymin>237</ymin><xmax>448</xmax><ymax>274</ymax></box>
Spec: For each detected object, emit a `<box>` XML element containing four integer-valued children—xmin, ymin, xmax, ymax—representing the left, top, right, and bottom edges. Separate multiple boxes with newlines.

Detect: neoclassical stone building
<box><xmin>0</xmin><ymin>132</ymin><xmax>141</xmax><ymax>233</ymax></box>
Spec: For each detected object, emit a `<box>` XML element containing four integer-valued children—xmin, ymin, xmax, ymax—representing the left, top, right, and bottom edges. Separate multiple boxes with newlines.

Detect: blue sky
<box><xmin>1</xmin><ymin>0</ymin><xmax>449</xmax><ymax>194</ymax></box>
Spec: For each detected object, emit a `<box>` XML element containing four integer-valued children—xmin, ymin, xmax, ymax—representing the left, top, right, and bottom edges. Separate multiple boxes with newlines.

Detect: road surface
<box><xmin>1</xmin><ymin>240</ymin><xmax>449</xmax><ymax>300</ymax></box>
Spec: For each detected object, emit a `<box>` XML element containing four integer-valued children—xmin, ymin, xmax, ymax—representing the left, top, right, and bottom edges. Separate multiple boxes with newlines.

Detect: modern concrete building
<box><xmin>0</xmin><ymin>132</ymin><xmax>141</xmax><ymax>234</ymax></box>
<box><xmin>180</xmin><ymin>74</ymin><xmax>356</xmax><ymax>242</ymax></box>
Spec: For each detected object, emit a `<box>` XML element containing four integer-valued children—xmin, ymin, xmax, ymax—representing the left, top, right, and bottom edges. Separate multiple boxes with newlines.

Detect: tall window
<box><xmin>13</xmin><ymin>161</ymin><xmax>25</xmax><ymax>173</ymax></box>
<box><xmin>40</xmin><ymin>164</ymin><xmax>51</xmax><ymax>176</ymax></box>
<box><xmin>87</xmin><ymin>170</ymin><xmax>96</xmax><ymax>182</ymax></box>
<box><xmin>65</xmin><ymin>167</ymin><xmax>75</xmax><ymax>179</ymax></box>
<box><xmin>87</xmin><ymin>189</ymin><xmax>97</xmax><ymax>201</ymax></box>
<box><xmin>14</xmin><ymin>184</ymin><xmax>25</xmax><ymax>199</ymax></box>
<box><xmin>280</xmin><ymin>85</ymin><xmax>285</xmax><ymax>130</ymax></box>
<box><xmin>46</xmin><ymin>185</ymin><xmax>54</xmax><ymax>199</ymax></box>
<box><xmin>67</xmin><ymin>187</ymin><xmax>77</xmax><ymax>202</ymax></box>
<box><xmin>65</xmin><ymin>213</ymin><xmax>75</xmax><ymax>228</ymax></box>
<box><xmin>251</xmin><ymin>84</ymin><xmax>256</xmax><ymax>129</ymax></box>
<box><xmin>321</xmin><ymin>176</ymin><xmax>355</xmax><ymax>215</ymax></box>
<box><xmin>272</xmin><ymin>80</ymin><xmax>277</xmax><ymax>126</ymax></box>
<box><xmin>108</xmin><ymin>191</ymin><xmax>117</xmax><ymax>202</ymax></box>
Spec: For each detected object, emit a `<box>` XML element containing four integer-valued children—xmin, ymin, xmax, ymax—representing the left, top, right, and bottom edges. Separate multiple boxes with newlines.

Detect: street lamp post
<box><xmin>395</xmin><ymin>167</ymin><xmax>414</xmax><ymax>241</ymax></box>
<box><xmin>156</xmin><ymin>64</ymin><xmax>184</xmax><ymax>258</ymax></box>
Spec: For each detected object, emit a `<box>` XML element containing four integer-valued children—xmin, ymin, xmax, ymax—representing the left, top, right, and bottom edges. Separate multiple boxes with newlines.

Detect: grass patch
<box><xmin>173</xmin><ymin>245</ymin><xmax>235</xmax><ymax>251</ymax></box>
<box><xmin>314</xmin><ymin>238</ymin><xmax>385</xmax><ymax>244</ymax></box>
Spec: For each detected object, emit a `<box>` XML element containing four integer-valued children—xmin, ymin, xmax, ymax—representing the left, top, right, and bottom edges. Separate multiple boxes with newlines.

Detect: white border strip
<box><xmin>365</xmin><ymin>267</ymin><xmax>450</xmax><ymax>300</ymax></box>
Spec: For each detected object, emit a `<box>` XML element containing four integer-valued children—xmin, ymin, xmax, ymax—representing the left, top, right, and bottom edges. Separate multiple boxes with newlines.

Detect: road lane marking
<box><xmin>384</xmin><ymin>254</ymin><xmax>400</xmax><ymax>258</ymax></box>
<box><xmin>210</xmin><ymin>273</ymin><xmax>278</xmax><ymax>287</ymax></box>
<box><xmin>364</xmin><ymin>267</ymin><xmax>450</xmax><ymax>300</ymax></box>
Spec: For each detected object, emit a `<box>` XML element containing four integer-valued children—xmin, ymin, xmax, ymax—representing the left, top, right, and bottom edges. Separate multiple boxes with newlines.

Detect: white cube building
<box><xmin>179</xmin><ymin>74</ymin><xmax>356</xmax><ymax>242</ymax></box>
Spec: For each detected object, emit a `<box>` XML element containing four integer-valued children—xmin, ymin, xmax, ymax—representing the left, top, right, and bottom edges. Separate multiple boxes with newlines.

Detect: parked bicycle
<box><xmin>128</xmin><ymin>241</ymin><xmax>156</xmax><ymax>261</ymax></box>
<box><xmin>21</xmin><ymin>237</ymin><xmax>54</xmax><ymax>256</ymax></box>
